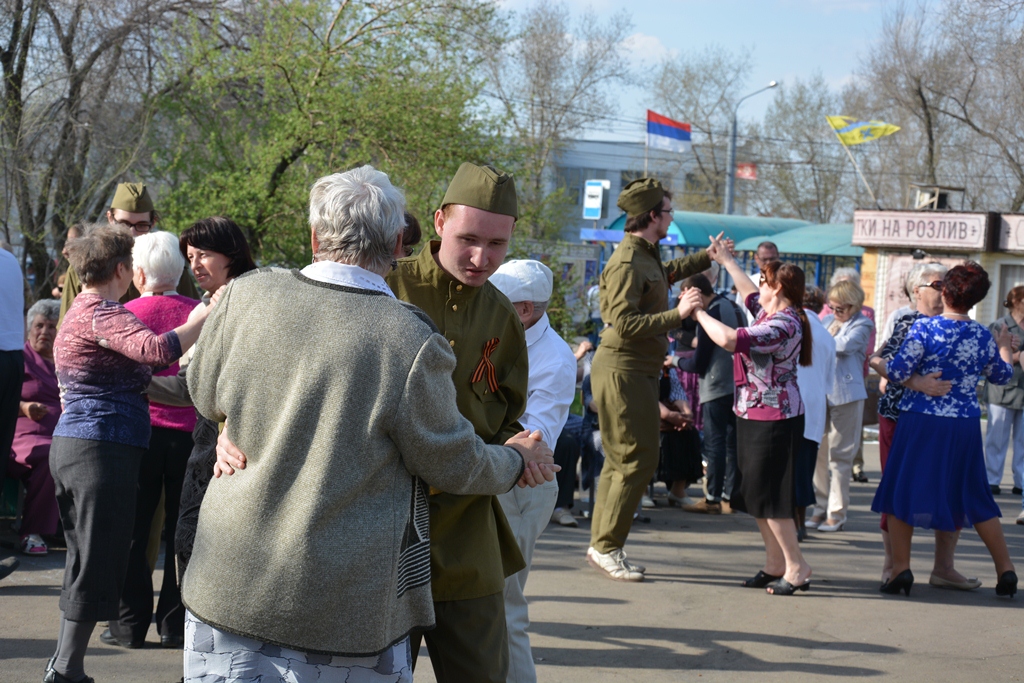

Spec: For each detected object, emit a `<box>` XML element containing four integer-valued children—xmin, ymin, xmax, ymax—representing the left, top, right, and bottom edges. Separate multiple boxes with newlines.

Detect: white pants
<box><xmin>497</xmin><ymin>479</ymin><xmax>558</xmax><ymax>683</ymax></box>
<box><xmin>985</xmin><ymin>404</ymin><xmax>1024</xmax><ymax>489</ymax></box>
<box><xmin>812</xmin><ymin>401</ymin><xmax>864</xmax><ymax>523</ymax></box>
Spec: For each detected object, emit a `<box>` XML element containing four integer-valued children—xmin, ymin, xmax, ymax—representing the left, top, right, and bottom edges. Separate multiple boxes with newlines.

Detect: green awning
<box><xmin>604</xmin><ymin>210</ymin><xmax>811</xmax><ymax>247</ymax></box>
<box><xmin>734</xmin><ymin>223</ymin><xmax>863</xmax><ymax>257</ymax></box>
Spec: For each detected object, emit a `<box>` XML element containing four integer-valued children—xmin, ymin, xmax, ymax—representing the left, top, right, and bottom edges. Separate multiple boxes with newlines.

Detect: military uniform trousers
<box><xmin>589</xmin><ymin>363</ymin><xmax>660</xmax><ymax>554</ymax></box>
<box><xmin>411</xmin><ymin>592</ymin><xmax>509</xmax><ymax>683</ymax></box>
<box><xmin>497</xmin><ymin>479</ymin><xmax>558</xmax><ymax>683</ymax></box>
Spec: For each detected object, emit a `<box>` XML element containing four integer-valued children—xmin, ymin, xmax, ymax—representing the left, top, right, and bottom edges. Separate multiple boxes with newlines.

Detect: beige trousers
<box><xmin>812</xmin><ymin>401</ymin><xmax>864</xmax><ymax>522</ymax></box>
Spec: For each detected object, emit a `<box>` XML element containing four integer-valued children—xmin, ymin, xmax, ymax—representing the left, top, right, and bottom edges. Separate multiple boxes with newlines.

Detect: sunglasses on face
<box><xmin>759</xmin><ymin>273</ymin><xmax>768</xmax><ymax>286</ymax></box>
<box><xmin>831</xmin><ymin>304</ymin><xmax>852</xmax><ymax>314</ymax></box>
<box><xmin>926</xmin><ymin>280</ymin><xmax>943</xmax><ymax>291</ymax></box>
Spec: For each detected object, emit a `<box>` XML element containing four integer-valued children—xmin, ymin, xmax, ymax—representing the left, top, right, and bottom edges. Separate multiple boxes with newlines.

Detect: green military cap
<box><xmin>441</xmin><ymin>162</ymin><xmax>518</xmax><ymax>219</ymax></box>
<box><xmin>110</xmin><ymin>182</ymin><xmax>154</xmax><ymax>213</ymax></box>
<box><xmin>617</xmin><ymin>177</ymin><xmax>665</xmax><ymax>218</ymax></box>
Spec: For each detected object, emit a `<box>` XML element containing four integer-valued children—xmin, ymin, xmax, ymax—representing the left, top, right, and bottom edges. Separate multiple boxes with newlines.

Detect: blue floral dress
<box><xmin>872</xmin><ymin>317</ymin><xmax>1013</xmax><ymax>530</ymax></box>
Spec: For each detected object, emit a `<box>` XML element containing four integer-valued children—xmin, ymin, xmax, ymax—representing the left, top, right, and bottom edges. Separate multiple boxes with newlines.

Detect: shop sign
<box><xmin>999</xmin><ymin>214</ymin><xmax>1024</xmax><ymax>253</ymax></box>
<box><xmin>852</xmin><ymin>210</ymin><xmax>990</xmax><ymax>251</ymax></box>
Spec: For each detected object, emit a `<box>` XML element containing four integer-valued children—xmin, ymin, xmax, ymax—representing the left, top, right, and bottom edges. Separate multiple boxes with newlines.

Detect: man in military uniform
<box><xmin>59</xmin><ymin>182</ymin><xmax>200</xmax><ymax>324</ymax></box>
<box><xmin>386</xmin><ymin>162</ymin><xmax>553</xmax><ymax>682</ymax></box>
<box><xmin>587</xmin><ymin>178</ymin><xmax>721</xmax><ymax>581</ymax></box>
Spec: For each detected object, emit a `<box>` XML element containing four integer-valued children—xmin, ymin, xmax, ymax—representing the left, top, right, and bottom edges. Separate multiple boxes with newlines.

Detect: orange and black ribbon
<box><xmin>471</xmin><ymin>337</ymin><xmax>501</xmax><ymax>393</ymax></box>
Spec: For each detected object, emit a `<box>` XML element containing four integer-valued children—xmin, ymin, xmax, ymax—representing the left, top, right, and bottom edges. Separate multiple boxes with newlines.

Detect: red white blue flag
<box><xmin>646</xmin><ymin>110</ymin><xmax>691</xmax><ymax>154</ymax></box>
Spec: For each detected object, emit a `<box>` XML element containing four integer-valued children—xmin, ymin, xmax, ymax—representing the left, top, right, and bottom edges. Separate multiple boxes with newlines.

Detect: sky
<box><xmin>495</xmin><ymin>0</ymin><xmax>927</xmax><ymax>141</ymax></box>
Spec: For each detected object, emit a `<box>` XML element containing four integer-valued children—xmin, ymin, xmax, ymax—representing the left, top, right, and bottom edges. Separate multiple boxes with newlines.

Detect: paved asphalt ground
<box><xmin>2</xmin><ymin>439</ymin><xmax>1022</xmax><ymax>683</ymax></box>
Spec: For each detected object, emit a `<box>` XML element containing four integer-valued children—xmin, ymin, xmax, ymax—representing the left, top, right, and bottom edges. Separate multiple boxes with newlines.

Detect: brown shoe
<box><xmin>681</xmin><ymin>499</ymin><xmax>722</xmax><ymax>514</ymax></box>
<box><xmin>720</xmin><ymin>500</ymin><xmax>735</xmax><ymax>514</ymax></box>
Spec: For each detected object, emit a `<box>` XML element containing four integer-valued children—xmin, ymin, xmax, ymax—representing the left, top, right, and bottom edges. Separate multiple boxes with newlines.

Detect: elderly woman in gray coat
<box><xmin>810</xmin><ymin>279</ymin><xmax>875</xmax><ymax>532</ymax></box>
<box><xmin>180</xmin><ymin>166</ymin><xmax>555</xmax><ymax>683</ymax></box>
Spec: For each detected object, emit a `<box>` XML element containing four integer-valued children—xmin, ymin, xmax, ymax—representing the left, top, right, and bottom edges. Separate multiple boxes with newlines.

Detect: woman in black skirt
<box><xmin>691</xmin><ymin>237</ymin><xmax>814</xmax><ymax>596</ymax></box>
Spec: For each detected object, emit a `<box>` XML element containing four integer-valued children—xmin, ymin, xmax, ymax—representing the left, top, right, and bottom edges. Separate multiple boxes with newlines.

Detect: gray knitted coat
<box><xmin>182</xmin><ymin>269</ymin><xmax>525</xmax><ymax>656</ymax></box>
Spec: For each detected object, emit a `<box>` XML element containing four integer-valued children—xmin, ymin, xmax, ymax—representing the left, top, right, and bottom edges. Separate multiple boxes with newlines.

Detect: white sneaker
<box><xmin>550</xmin><ymin>508</ymin><xmax>578</xmax><ymax>527</ymax></box>
<box><xmin>641</xmin><ymin>494</ymin><xmax>656</xmax><ymax>508</ymax></box>
<box><xmin>586</xmin><ymin>546</ymin><xmax>645</xmax><ymax>581</ymax></box>
<box><xmin>1017</xmin><ymin>509</ymin><xmax>1024</xmax><ymax>525</ymax></box>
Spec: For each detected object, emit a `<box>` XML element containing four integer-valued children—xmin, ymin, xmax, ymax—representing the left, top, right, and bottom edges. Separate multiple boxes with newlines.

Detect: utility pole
<box><xmin>724</xmin><ymin>81</ymin><xmax>778</xmax><ymax>215</ymax></box>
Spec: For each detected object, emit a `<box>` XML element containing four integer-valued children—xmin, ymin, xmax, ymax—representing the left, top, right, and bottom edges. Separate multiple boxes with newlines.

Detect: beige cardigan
<box><xmin>182</xmin><ymin>269</ymin><xmax>524</xmax><ymax>656</ymax></box>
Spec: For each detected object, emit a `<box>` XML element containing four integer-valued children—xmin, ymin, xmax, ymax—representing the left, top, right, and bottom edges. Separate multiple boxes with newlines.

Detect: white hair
<box><xmin>309</xmin><ymin>165</ymin><xmax>406</xmax><ymax>275</ymax></box>
<box><xmin>132</xmin><ymin>231</ymin><xmax>184</xmax><ymax>291</ymax></box>
<box><xmin>26</xmin><ymin>299</ymin><xmax>60</xmax><ymax>328</ymax></box>
<box><xmin>830</xmin><ymin>267</ymin><xmax>861</xmax><ymax>287</ymax></box>
<box><xmin>906</xmin><ymin>262</ymin><xmax>948</xmax><ymax>294</ymax></box>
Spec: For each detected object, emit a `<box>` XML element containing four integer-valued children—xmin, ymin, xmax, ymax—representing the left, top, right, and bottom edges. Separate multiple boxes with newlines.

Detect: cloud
<box><xmin>621</xmin><ymin>32</ymin><xmax>678</xmax><ymax>69</ymax></box>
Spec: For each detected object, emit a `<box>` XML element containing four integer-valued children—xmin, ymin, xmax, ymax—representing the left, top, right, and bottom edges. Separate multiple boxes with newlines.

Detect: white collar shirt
<box><xmin>300</xmin><ymin>261</ymin><xmax>395</xmax><ymax>297</ymax></box>
<box><xmin>796</xmin><ymin>309</ymin><xmax>837</xmax><ymax>444</ymax></box>
<box><xmin>519</xmin><ymin>313</ymin><xmax>579</xmax><ymax>447</ymax></box>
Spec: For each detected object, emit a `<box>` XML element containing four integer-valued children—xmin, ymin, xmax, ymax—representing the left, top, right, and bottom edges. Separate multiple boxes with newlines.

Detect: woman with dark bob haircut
<box><xmin>144</xmin><ymin>217</ymin><xmax>258</xmax><ymax>582</ymax></box>
<box><xmin>872</xmin><ymin>261</ymin><xmax>1018</xmax><ymax>598</ymax></box>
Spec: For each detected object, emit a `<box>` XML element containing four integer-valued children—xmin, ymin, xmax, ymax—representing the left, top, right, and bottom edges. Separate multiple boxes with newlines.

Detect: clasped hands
<box><xmin>213</xmin><ymin>426</ymin><xmax>559</xmax><ymax>489</ymax></box>
<box><xmin>674</xmin><ymin>232</ymin><xmax>735</xmax><ymax>320</ymax></box>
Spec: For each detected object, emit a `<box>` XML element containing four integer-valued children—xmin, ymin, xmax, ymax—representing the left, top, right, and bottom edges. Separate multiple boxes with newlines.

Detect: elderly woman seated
<box><xmin>180</xmin><ymin>165</ymin><xmax>555</xmax><ymax>682</ymax></box>
<box><xmin>8</xmin><ymin>299</ymin><xmax>61</xmax><ymax>556</ymax></box>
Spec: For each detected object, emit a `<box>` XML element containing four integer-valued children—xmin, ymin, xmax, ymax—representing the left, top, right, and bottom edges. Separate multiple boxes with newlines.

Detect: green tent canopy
<box><xmin>604</xmin><ymin>210</ymin><xmax>811</xmax><ymax>247</ymax></box>
<box><xmin>734</xmin><ymin>223</ymin><xmax>863</xmax><ymax>257</ymax></box>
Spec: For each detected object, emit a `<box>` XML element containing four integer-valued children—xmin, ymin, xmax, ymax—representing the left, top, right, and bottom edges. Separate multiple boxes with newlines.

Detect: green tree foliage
<box><xmin>151</xmin><ymin>0</ymin><xmax>508</xmax><ymax>264</ymax></box>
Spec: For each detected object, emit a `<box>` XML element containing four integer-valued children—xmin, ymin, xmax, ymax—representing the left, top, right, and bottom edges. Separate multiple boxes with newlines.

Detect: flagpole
<box><xmin>831</xmin><ymin>117</ymin><xmax>880</xmax><ymax>208</ymax></box>
<box><xmin>833</xmin><ymin>131</ymin><xmax>879</xmax><ymax>209</ymax></box>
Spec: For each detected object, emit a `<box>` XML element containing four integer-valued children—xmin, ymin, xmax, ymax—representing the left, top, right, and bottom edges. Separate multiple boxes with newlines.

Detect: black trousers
<box><xmin>702</xmin><ymin>394</ymin><xmax>738</xmax><ymax>502</ymax></box>
<box><xmin>553</xmin><ymin>430</ymin><xmax>581</xmax><ymax>509</ymax></box>
<box><xmin>109</xmin><ymin>426</ymin><xmax>193</xmax><ymax>641</ymax></box>
<box><xmin>0</xmin><ymin>349</ymin><xmax>24</xmax><ymax>495</ymax></box>
<box><xmin>51</xmin><ymin>437</ymin><xmax>143</xmax><ymax>621</ymax></box>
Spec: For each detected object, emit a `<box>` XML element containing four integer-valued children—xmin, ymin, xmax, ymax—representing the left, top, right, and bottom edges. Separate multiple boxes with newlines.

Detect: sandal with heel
<box><xmin>766</xmin><ymin>577</ymin><xmax>811</xmax><ymax>596</ymax></box>
<box><xmin>996</xmin><ymin>570</ymin><xmax>1017</xmax><ymax>598</ymax></box>
<box><xmin>742</xmin><ymin>570</ymin><xmax>783</xmax><ymax>588</ymax></box>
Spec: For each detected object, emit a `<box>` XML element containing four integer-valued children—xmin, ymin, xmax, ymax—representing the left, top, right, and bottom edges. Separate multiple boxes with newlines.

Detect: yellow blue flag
<box><xmin>826</xmin><ymin>115</ymin><xmax>900</xmax><ymax>145</ymax></box>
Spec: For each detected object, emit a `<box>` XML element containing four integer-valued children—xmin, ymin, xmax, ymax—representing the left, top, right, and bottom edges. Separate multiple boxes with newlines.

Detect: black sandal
<box><xmin>766</xmin><ymin>578</ymin><xmax>811</xmax><ymax>595</ymax></box>
<box><xmin>996</xmin><ymin>570</ymin><xmax>1017</xmax><ymax>598</ymax></box>
<box><xmin>742</xmin><ymin>570</ymin><xmax>783</xmax><ymax>588</ymax></box>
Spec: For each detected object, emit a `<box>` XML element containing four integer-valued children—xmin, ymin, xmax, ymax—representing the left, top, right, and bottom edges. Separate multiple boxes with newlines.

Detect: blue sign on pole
<box><xmin>582</xmin><ymin>180</ymin><xmax>609</xmax><ymax>221</ymax></box>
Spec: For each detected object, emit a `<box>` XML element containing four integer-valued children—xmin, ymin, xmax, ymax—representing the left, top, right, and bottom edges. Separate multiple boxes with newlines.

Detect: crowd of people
<box><xmin>0</xmin><ymin>166</ymin><xmax>1020</xmax><ymax>683</ymax></box>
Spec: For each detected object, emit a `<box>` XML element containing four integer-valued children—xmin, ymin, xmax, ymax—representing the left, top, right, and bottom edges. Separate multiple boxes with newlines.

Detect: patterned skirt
<box><xmin>184</xmin><ymin>611</ymin><xmax>412</xmax><ymax>683</ymax></box>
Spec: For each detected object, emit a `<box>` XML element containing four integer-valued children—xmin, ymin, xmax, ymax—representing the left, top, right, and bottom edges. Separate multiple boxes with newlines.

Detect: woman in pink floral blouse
<box><xmin>691</xmin><ymin>237</ymin><xmax>814</xmax><ymax>597</ymax></box>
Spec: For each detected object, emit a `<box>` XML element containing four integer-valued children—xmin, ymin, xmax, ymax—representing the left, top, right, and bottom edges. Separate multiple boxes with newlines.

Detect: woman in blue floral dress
<box><xmin>872</xmin><ymin>262</ymin><xmax>1017</xmax><ymax>598</ymax></box>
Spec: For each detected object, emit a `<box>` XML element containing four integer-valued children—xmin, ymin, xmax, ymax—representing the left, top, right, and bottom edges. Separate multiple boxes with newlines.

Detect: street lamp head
<box><xmin>768</xmin><ymin>80</ymin><xmax>778</xmax><ymax>88</ymax></box>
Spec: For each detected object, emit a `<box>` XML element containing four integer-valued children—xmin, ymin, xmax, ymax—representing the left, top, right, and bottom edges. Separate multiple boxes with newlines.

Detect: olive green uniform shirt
<box><xmin>59</xmin><ymin>262</ymin><xmax>200</xmax><ymax>326</ymax></box>
<box><xmin>386</xmin><ymin>241</ymin><xmax>529</xmax><ymax>602</ymax></box>
<box><xmin>598</xmin><ymin>233</ymin><xmax>711</xmax><ymax>376</ymax></box>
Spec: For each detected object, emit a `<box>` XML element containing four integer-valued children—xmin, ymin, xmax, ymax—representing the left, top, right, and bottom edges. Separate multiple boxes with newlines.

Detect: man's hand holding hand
<box><xmin>505</xmin><ymin>429</ymin><xmax>560</xmax><ymax>488</ymax></box>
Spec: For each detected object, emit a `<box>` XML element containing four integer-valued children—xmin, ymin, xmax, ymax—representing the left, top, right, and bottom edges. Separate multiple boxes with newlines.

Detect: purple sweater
<box><xmin>125</xmin><ymin>294</ymin><xmax>200</xmax><ymax>432</ymax></box>
<box><xmin>54</xmin><ymin>293</ymin><xmax>183</xmax><ymax>448</ymax></box>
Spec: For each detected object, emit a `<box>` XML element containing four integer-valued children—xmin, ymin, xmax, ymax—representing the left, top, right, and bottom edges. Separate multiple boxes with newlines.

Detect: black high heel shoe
<box><xmin>996</xmin><ymin>570</ymin><xmax>1017</xmax><ymax>598</ymax></box>
<box><xmin>742</xmin><ymin>570</ymin><xmax>783</xmax><ymax>588</ymax></box>
<box><xmin>880</xmin><ymin>568</ymin><xmax>914</xmax><ymax>596</ymax></box>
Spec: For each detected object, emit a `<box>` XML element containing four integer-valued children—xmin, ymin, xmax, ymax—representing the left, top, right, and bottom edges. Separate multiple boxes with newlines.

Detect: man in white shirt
<box><xmin>0</xmin><ymin>246</ymin><xmax>25</xmax><ymax>529</ymax></box>
<box><xmin>490</xmin><ymin>259</ymin><xmax>577</xmax><ymax>683</ymax></box>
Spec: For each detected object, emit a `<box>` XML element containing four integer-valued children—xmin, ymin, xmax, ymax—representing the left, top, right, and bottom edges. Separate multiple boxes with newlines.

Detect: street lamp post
<box><xmin>723</xmin><ymin>80</ymin><xmax>778</xmax><ymax>215</ymax></box>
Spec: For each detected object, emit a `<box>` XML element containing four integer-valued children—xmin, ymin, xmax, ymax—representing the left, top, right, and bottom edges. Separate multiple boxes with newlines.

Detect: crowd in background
<box><xmin>0</xmin><ymin>171</ymin><xmax>1021</xmax><ymax>683</ymax></box>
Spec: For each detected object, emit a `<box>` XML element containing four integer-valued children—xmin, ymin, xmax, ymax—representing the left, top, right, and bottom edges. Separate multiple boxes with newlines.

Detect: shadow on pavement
<box><xmin>529</xmin><ymin>622</ymin><xmax>895</xmax><ymax>675</ymax></box>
